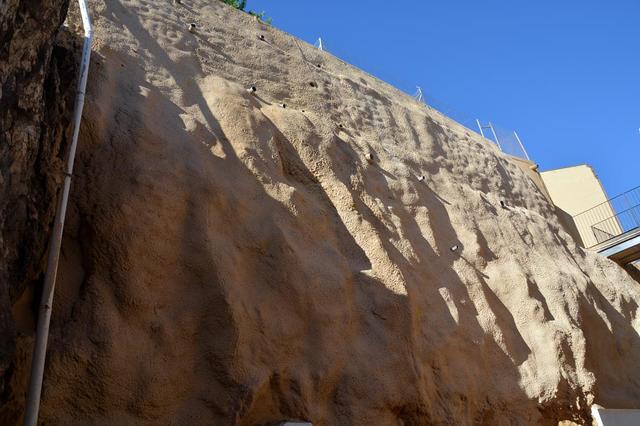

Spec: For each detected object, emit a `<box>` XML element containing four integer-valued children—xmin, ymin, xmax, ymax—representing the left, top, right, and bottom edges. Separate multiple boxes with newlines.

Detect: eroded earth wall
<box><xmin>2</xmin><ymin>1</ymin><xmax>640</xmax><ymax>425</ymax></box>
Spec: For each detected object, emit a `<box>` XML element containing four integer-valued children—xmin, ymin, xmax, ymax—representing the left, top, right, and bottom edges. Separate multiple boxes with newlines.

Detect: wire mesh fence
<box><xmin>490</xmin><ymin>125</ymin><xmax>530</xmax><ymax>160</ymax></box>
<box><xmin>419</xmin><ymin>93</ymin><xmax>479</xmax><ymax>134</ymax></box>
<box><xmin>475</xmin><ymin>121</ymin><xmax>530</xmax><ymax>161</ymax></box>
<box><xmin>416</xmin><ymin>91</ymin><xmax>531</xmax><ymax>162</ymax></box>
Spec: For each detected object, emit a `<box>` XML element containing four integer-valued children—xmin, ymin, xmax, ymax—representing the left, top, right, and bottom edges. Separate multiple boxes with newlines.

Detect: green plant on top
<box><xmin>248</xmin><ymin>10</ymin><xmax>272</xmax><ymax>25</ymax></box>
<box><xmin>220</xmin><ymin>0</ymin><xmax>247</xmax><ymax>10</ymax></box>
<box><xmin>218</xmin><ymin>0</ymin><xmax>272</xmax><ymax>24</ymax></box>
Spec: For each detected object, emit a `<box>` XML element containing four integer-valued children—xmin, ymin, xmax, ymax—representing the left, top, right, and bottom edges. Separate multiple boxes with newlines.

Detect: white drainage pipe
<box><xmin>24</xmin><ymin>0</ymin><xmax>92</xmax><ymax>424</ymax></box>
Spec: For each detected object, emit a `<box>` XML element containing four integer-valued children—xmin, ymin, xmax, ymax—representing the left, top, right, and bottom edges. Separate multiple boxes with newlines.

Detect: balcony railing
<box><xmin>591</xmin><ymin>205</ymin><xmax>640</xmax><ymax>245</ymax></box>
<box><xmin>573</xmin><ymin>186</ymin><xmax>640</xmax><ymax>248</ymax></box>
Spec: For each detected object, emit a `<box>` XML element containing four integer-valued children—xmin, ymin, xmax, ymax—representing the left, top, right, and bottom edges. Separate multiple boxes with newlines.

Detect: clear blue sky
<box><xmin>249</xmin><ymin>0</ymin><xmax>639</xmax><ymax>198</ymax></box>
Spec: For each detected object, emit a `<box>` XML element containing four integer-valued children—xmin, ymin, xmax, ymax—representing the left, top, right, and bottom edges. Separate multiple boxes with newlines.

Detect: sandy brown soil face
<box><xmin>4</xmin><ymin>0</ymin><xmax>640</xmax><ymax>424</ymax></box>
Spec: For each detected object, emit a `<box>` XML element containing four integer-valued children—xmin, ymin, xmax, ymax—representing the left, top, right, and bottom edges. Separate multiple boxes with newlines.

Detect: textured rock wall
<box><xmin>7</xmin><ymin>1</ymin><xmax>633</xmax><ymax>424</ymax></box>
<box><xmin>1</xmin><ymin>0</ymin><xmax>640</xmax><ymax>424</ymax></box>
<box><xmin>0</xmin><ymin>0</ymin><xmax>72</xmax><ymax>396</ymax></box>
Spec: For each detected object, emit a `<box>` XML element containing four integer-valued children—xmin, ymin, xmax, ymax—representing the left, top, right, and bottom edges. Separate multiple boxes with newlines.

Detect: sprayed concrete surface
<box><xmin>5</xmin><ymin>1</ymin><xmax>640</xmax><ymax>424</ymax></box>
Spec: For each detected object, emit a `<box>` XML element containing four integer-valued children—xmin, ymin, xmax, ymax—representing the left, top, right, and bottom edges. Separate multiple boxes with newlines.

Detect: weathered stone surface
<box><xmin>2</xmin><ymin>0</ymin><xmax>640</xmax><ymax>424</ymax></box>
<box><xmin>0</xmin><ymin>0</ymin><xmax>72</xmax><ymax>394</ymax></box>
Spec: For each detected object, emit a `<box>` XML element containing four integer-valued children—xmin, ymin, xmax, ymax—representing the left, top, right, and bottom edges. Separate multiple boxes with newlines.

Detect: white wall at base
<box><xmin>592</xmin><ymin>404</ymin><xmax>640</xmax><ymax>426</ymax></box>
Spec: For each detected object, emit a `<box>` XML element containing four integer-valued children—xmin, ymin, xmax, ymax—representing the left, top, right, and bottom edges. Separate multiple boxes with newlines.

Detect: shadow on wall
<box><xmin>555</xmin><ymin>206</ymin><xmax>585</xmax><ymax>247</ymax></box>
<box><xmin>579</xmin><ymin>282</ymin><xmax>640</xmax><ymax>408</ymax></box>
<box><xmin>6</xmin><ymin>2</ymin><xmax>639</xmax><ymax>424</ymax></box>
<box><xmin>624</xmin><ymin>263</ymin><xmax>640</xmax><ymax>284</ymax></box>
<box><xmin>9</xmin><ymin>18</ymin><xmax>371</xmax><ymax>423</ymax></box>
<box><xmin>14</xmin><ymin>43</ymin><xmax>529</xmax><ymax>424</ymax></box>
<box><xmin>304</xmin><ymin>118</ymin><xmax>538</xmax><ymax>419</ymax></box>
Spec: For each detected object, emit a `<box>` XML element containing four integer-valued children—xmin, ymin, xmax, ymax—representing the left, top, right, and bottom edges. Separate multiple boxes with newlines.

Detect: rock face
<box><xmin>0</xmin><ymin>0</ymin><xmax>73</xmax><ymax>396</ymax></box>
<box><xmin>3</xmin><ymin>0</ymin><xmax>640</xmax><ymax>424</ymax></box>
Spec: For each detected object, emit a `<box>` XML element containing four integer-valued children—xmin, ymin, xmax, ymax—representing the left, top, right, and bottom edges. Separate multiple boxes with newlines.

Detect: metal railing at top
<box><xmin>413</xmin><ymin>91</ymin><xmax>532</xmax><ymax>162</ymax></box>
<box><xmin>476</xmin><ymin>120</ymin><xmax>530</xmax><ymax>161</ymax></box>
<box><xmin>573</xmin><ymin>185</ymin><xmax>640</xmax><ymax>247</ymax></box>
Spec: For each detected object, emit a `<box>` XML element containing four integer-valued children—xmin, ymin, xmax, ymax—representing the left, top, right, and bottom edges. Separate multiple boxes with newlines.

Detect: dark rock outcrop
<box><xmin>0</xmin><ymin>0</ymin><xmax>73</xmax><ymax>394</ymax></box>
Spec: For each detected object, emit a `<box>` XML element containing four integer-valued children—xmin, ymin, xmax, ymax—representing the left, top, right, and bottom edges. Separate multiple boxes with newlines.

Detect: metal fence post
<box><xmin>476</xmin><ymin>119</ymin><xmax>484</xmax><ymax>138</ymax></box>
<box><xmin>513</xmin><ymin>131</ymin><xmax>530</xmax><ymax>160</ymax></box>
<box><xmin>489</xmin><ymin>122</ymin><xmax>502</xmax><ymax>150</ymax></box>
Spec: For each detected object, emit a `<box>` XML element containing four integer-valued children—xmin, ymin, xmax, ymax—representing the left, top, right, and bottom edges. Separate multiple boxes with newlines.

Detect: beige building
<box><xmin>541</xmin><ymin>164</ymin><xmax>620</xmax><ymax>248</ymax></box>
